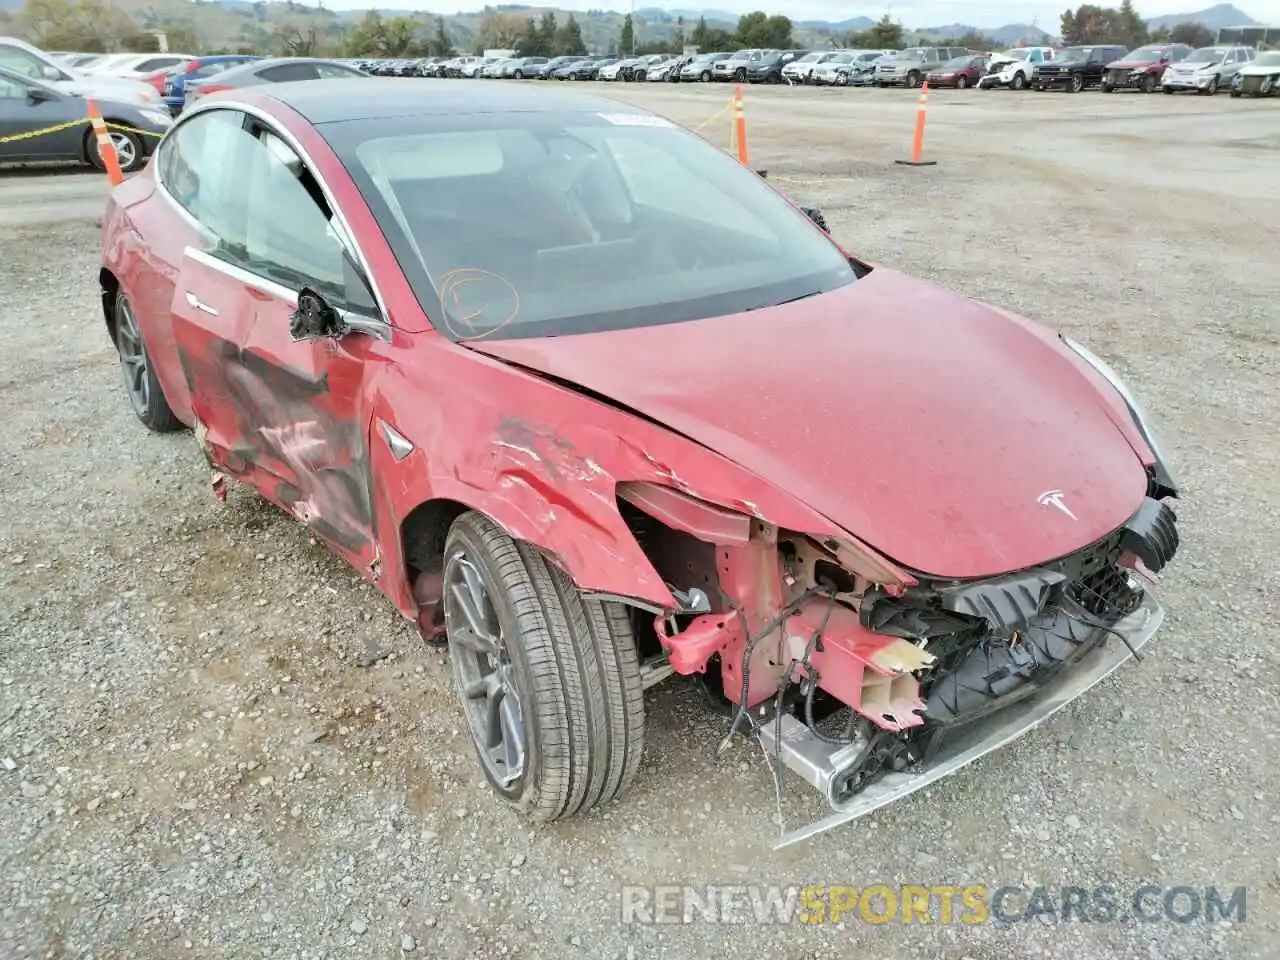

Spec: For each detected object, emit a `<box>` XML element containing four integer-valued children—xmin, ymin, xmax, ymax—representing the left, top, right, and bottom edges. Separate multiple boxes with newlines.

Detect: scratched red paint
<box><xmin>98</xmin><ymin>89</ymin><xmax>1161</xmax><ymax>723</ymax></box>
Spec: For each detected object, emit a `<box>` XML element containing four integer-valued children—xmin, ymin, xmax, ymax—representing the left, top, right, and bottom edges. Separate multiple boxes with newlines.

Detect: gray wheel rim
<box><xmin>108</xmin><ymin>131</ymin><xmax>135</xmax><ymax>169</ymax></box>
<box><xmin>444</xmin><ymin>551</ymin><xmax>527</xmax><ymax>788</ymax></box>
<box><xmin>115</xmin><ymin>296</ymin><xmax>150</xmax><ymax>416</ymax></box>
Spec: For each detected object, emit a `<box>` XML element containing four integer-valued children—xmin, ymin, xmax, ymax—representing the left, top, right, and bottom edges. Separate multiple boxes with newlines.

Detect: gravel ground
<box><xmin>1</xmin><ymin>85</ymin><xmax>1278</xmax><ymax>960</ymax></box>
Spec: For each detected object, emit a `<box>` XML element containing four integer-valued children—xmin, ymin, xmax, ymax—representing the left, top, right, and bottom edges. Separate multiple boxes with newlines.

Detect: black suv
<box><xmin>1034</xmin><ymin>44</ymin><xmax>1129</xmax><ymax>92</ymax></box>
<box><xmin>746</xmin><ymin>50</ymin><xmax>807</xmax><ymax>83</ymax></box>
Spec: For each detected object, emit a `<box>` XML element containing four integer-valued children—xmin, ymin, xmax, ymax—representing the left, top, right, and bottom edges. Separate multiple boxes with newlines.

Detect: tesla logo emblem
<box><xmin>1037</xmin><ymin>489</ymin><xmax>1078</xmax><ymax>520</ymax></box>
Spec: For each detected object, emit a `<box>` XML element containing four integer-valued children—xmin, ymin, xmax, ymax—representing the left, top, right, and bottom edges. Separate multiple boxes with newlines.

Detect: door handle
<box><xmin>185</xmin><ymin>291</ymin><xmax>218</xmax><ymax>316</ymax></box>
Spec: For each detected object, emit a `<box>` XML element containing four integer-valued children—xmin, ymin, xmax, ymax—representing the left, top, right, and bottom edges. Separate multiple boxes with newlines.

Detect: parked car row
<box><xmin>388</xmin><ymin>42</ymin><xmax>1280</xmax><ymax>98</ymax></box>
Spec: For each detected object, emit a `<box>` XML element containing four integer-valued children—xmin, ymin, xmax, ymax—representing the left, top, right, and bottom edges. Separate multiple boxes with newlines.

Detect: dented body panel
<box><xmin>98</xmin><ymin>84</ymin><xmax>1181</xmax><ymax>841</ymax></box>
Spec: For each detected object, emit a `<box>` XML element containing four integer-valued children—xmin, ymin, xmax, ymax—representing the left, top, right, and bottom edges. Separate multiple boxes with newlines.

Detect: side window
<box><xmin>159</xmin><ymin>108</ymin><xmax>258</xmax><ymax>247</ymax></box>
<box><xmin>136</xmin><ymin>57</ymin><xmax>181</xmax><ymax>72</ymax></box>
<box><xmin>0</xmin><ymin>75</ymin><xmax>26</xmax><ymax>98</ymax></box>
<box><xmin>315</xmin><ymin>63</ymin><xmax>360</xmax><ymax>79</ymax></box>
<box><xmin>0</xmin><ymin>45</ymin><xmax>63</xmax><ymax>81</ymax></box>
<box><xmin>259</xmin><ymin>63</ymin><xmax>320</xmax><ymax>82</ymax></box>
<box><xmin>239</xmin><ymin>123</ymin><xmax>348</xmax><ymax>303</ymax></box>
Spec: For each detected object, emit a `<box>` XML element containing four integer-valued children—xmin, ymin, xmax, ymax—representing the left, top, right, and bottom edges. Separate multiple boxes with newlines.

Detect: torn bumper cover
<box><xmin>759</xmin><ymin>592</ymin><xmax>1164</xmax><ymax>848</ymax></box>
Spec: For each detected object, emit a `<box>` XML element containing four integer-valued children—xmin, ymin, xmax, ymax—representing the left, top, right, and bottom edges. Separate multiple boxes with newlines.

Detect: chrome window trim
<box><xmin>153</xmin><ymin>99</ymin><xmax>391</xmax><ymax>326</ymax></box>
<box><xmin>183</xmin><ymin>245</ymin><xmax>393</xmax><ymax>342</ymax></box>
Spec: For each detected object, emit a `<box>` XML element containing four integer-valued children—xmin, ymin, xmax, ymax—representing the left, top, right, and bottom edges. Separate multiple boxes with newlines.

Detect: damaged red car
<box><xmin>99</xmin><ymin>79</ymin><xmax>1180</xmax><ymax>847</ymax></box>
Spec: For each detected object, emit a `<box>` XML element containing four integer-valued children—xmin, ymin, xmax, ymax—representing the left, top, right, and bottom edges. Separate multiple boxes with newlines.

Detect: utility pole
<box><xmin>630</xmin><ymin>0</ymin><xmax>637</xmax><ymax>56</ymax></box>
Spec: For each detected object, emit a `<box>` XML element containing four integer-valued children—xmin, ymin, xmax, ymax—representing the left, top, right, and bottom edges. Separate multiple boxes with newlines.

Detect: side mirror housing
<box><xmin>27</xmin><ymin>86</ymin><xmax>58</xmax><ymax>104</ymax></box>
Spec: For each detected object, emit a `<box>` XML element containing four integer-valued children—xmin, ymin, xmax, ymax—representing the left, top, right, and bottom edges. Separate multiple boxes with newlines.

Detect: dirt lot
<box><xmin>1</xmin><ymin>84</ymin><xmax>1278</xmax><ymax>960</ymax></box>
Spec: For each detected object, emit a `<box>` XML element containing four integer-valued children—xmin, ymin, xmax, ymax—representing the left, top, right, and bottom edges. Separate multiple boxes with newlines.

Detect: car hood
<box><xmin>1239</xmin><ymin>62</ymin><xmax>1280</xmax><ymax>75</ymax></box>
<box><xmin>1173</xmin><ymin>59</ymin><xmax>1218</xmax><ymax>68</ymax></box>
<box><xmin>466</xmin><ymin>269</ymin><xmax>1150</xmax><ymax>579</ymax></box>
<box><xmin>1109</xmin><ymin>59</ymin><xmax>1160</xmax><ymax>69</ymax></box>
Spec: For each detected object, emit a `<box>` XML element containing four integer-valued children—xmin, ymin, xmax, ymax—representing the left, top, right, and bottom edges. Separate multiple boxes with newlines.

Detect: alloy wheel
<box><xmin>114</xmin><ymin>296</ymin><xmax>150</xmax><ymax>417</ymax></box>
<box><xmin>444</xmin><ymin>551</ymin><xmax>527</xmax><ymax>789</ymax></box>
<box><xmin>108</xmin><ymin>131</ymin><xmax>136</xmax><ymax>170</ymax></box>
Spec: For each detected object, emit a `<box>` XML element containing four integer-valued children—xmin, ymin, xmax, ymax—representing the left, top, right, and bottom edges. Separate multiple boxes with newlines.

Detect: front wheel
<box><xmin>1163</xmin><ymin>85</ymin><xmax>1174</xmax><ymax>94</ymax></box>
<box><xmin>834</xmin><ymin>71</ymin><xmax>848</xmax><ymax>86</ymax></box>
<box><xmin>1101</xmin><ymin>82</ymin><xmax>1115</xmax><ymax>93</ymax></box>
<box><xmin>956</xmin><ymin>75</ymin><xmax>969</xmax><ymax>89</ymax></box>
<box><xmin>700</xmin><ymin>70</ymin><xmax>711</xmax><ymax>82</ymax></box>
<box><xmin>1011</xmin><ymin>72</ymin><xmax>1026</xmax><ymax>90</ymax></box>
<box><xmin>635</xmin><ymin>70</ymin><xmax>646</xmax><ymax>81</ymax></box>
<box><xmin>906</xmin><ymin>71</ymin><xmax>921</xmax><ymax>88</ymax></box>
<box><xmin>1203</xmin><ymin>76</ymin><xmax>1218</xmax><ymax>95</ymax></box>
<box><xmin>1142</xmin><ymin>73</ymin><xmax>1156</xmax><ymax>93</ymax></box>
<box><xmin>514</xmin><ymin>70</ymin><xmax>524</xmax><ymax>79</ymax></box>
<box><xmin>1230</xmin><ymin>88</ymin><xmax>1241</xmax><ymax>97</ymax></box>
<box><xmin>1070</xmin><ymin>73</ymin><xmax>1084</xmax><ymax>93</ymax></box>
<box><xmin>442</xmin><ymin>512</ymin><xmax>645</xmax><ymax>822</ymax></box>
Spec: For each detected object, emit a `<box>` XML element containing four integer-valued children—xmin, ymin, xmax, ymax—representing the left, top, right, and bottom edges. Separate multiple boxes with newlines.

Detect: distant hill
<box><xmin>1145</xmin><ymin>4</ymin><xmax>1257</xmax><ymax>30</ymax></box>
<box><xmin>1</xmin><ymin>0</ymin><xmax>1263</xmax><ymax>55</ymax></box>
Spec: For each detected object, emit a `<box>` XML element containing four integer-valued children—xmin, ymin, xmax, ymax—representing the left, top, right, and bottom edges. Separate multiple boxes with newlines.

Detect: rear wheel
<box><xmin>113</xmin><ymin>290</ymin><xmax>181</xmax><ymax>432</ymax></box>
<box><xmin>442</xmin><ymin>512</ymin><xmax>646</xmax><ymax>822</ymax></box>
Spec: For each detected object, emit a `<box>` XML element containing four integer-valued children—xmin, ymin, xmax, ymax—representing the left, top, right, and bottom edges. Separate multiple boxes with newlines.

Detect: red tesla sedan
<box><xmin>98</xmin><ymin>79</ymin><xmax>1180</xmax><ymax>847</ymax></box>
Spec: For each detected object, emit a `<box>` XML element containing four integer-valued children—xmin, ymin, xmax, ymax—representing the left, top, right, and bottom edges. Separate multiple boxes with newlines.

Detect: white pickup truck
<box><xmin>978</xmin><ymin>46</ymin><xmax>1056</xmax><ymax>90</ymax></box>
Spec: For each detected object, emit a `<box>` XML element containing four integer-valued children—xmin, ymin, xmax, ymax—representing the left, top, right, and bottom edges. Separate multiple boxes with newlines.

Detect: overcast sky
<box><xmin>295</xmin><ymin>0</ymin><xmax>1274</xmax><ymax>28</ymax></box>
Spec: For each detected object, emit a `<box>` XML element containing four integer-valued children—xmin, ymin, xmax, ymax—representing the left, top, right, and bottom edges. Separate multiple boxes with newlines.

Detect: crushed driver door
<box><xmin>170</xmin><ymin>246</ymin><xmax>254</xmax><ymax>479</ymax></box>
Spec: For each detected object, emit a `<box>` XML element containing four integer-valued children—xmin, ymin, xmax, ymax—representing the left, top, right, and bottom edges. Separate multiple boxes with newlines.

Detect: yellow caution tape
<box><xmin>691</xmin><ymin>98</ymin><xmax>734</xmax><ymax>131</ymax></box>
<box><xmin>105</xmin><ymin>122</ymin><xmax>167</xmax><ymax>139</ymax></box>
<box><xmin>0</xmin><ymin>118</ymin><xmax>89</xmax><ymax>145</ymax></box>
<box><xmin>0</xmin><ymin>118</ymin><xmax>168</xmax><ymax>146</ymax></box>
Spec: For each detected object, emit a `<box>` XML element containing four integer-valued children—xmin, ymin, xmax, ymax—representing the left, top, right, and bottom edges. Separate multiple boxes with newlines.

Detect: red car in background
<box><xmin>926</xmin><ymin>53</ymin><xmax>990</xmax><ymax>88</ymax></box>
<box><xmin>97</xmin><ymin>79</ymin><xmax>1180</xmax><ymax>848</ymax></box>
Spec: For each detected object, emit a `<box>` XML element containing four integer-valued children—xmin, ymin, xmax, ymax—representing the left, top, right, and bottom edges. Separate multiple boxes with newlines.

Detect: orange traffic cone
<box><xmin>86</xmin><ymin>100</ymin><xmax>125</xmax><ymax>185</ymax></box>
<box><xmin>895</xmin><ymin>82</ymin><xmax>937</xmax><ymax>167</ymax></box>
<box><xmin>732</xmin><ymin>85</ymin><xmax>749</xmax><ymax>167</ymax></box>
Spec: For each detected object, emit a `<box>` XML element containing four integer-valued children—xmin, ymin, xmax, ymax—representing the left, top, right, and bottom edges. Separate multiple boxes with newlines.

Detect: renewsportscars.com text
<box><xmin>620</xmin><ymin>884</ymin><xmax>1247</xmax><ymax>926</ymax></box>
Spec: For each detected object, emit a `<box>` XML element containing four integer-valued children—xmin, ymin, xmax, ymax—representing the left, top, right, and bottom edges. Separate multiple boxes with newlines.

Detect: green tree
<box><xmin>344</xmin><ymin>10</ymin><xmax>387</xmax><ymax>56</ymax></box>
<box><xmin>735</xmin><ymin>11</ymin><xmax>792</xmax><ymax>48</ymax></box>
<box><xmin>431</xmin><ymin>16</ymin><xmax>454</xmax><ymax>56</ymax></box>
<box><xmin>15</xmin><ymin>0</ymin><xmax>141</xmax><ymax>51</ymax></box>
<box><xmin>1114</xmin><ymin>0</ymin><xmax>1148</xmax><ymax>47</ymax></box>
<box><xmin>619</xmin><ymin>12</ymin><xmax>635</xmax><ymax>56</ymax></box>
<box><xmin>162</xmin><ymin>23</ymin><xmax>202</xmax><ymax>55</ymax></box>
<box><xmin>1169</xmin><ymin>21</ymin><xmax>1212</xmax><ymax>46</ymax></box>
<box><xmin>555</xmin><ymin>14</ymin><xmax>587</xmax><ymax>56</ymax></box>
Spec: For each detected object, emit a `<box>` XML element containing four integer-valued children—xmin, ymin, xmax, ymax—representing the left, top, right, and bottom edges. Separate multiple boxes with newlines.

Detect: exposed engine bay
<box><xmin>610</xmin><ymin>472</ymin><xmax>1180</xmax><ymax>847</ymax></box>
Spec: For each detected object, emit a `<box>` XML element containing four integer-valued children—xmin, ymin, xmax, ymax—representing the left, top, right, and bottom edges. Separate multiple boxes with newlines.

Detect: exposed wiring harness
<box><xmin>717</xmin><ymin>585</ymin><xmax>834</xmax><ymax>750</ymax></box>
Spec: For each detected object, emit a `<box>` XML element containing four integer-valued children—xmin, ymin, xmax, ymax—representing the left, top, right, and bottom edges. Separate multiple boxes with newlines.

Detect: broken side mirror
<box><xmin>289</xmin><ymin>288</ymin><xmax>345</xmax><ymax>340</ymax></box>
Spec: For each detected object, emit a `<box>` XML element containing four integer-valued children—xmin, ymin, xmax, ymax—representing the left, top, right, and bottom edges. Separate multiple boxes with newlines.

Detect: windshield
<box><xmin>1005</xmin><ymin>49</ymin><xmax>1031</xmax><ymax>60</ymax></box>
<box><xmin>797</xmin><ymin>52</ymin><xmax>823</xmax><ymax>62</ymax></box>
<box><xmin>1188</xmin><ymin>46</ymin><xmax>1228</xmax><ymax>61</ymax></box>
<box><xmin>1058</xmin><ymin>46</ymin><xmax>1093</xmax><ymax>60</ymax></box>
<box><xmin>897</xmin><ymin>48</ymin><xmax>928</xmax><ymax>60</ymax></box>
<box><xmin>1124</xmin><ymin>46</ymin><xmax>1163</xmax><ymax>62</ymax></box>
<box><xmin>329</xmin><ymin>113</ymin><xmax>855</xmax><ymax>340</ymax></box>
<box><xmin>941</xmin><ymin>56</ymin><xmax>972</xmax><ymax>69</ymax></box>
<box><xmin>824</xmin><ymin>54</ymin><xmax>855</xmax><ymax>65</ymax></box>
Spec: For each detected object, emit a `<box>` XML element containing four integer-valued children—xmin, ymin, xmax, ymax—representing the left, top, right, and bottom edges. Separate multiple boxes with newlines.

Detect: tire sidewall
<box><xmin>443</xmin><ymin>519</ymin><xmax>546</xmax><ymax>810</ymax></box>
